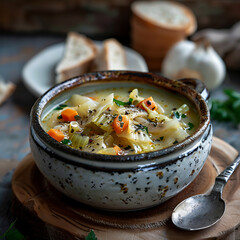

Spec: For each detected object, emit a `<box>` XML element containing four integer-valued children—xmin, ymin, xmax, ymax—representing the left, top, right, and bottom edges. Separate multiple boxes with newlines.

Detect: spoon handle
<box><xmin>212</xmin><ymin>154</ymin><xmax>240</xmax><ymax>196</ymax></box>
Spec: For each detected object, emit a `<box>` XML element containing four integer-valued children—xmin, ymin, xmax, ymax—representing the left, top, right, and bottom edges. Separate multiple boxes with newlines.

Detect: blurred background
<box><xmin>0</xmin><ymin>0</ymin><xmax>239</xmax><ymax>39</ymax></box>
<box><xmin>0</xmin><ymin>1</ymin><xmax>240</xmax><ymax>238</ymax></box>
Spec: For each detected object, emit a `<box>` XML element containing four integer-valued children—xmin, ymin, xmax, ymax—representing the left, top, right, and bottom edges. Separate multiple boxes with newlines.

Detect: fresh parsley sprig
<box><xmin>54</xmin><ymin>104</ymin><xmax>68</xmax><ymax>111</ymax></box>
<box><xmin>113</xmin><ymin>98</ymin><xmax>133</xmax><ymax>107</ymax></box>
<box><xmin>188</xmin><ymin>122</ymin><xmax>194</xmax><ymax>131</ymax></box>
<box><xmin>173</xmin><ymin>111</ymin><xmax>180</xmax><ymax>119</ymax></box>
<box><xmin>0</xmin><ymin>220</ymin><xmax>25</xmax><ymax>240</ymax></box>
<box><xmin>85</xmin><ymin>230</ymin><xmax>97</xmax><ymax>240</ymax></box>
<box><xmin>135</xmin><ymin>124</ymin><xmax>149</xmax><ymax>134</ymax></box>
<box><xmin>211</xmin><ymin>89</ymin><xmax>240</xmax><ymax>125</ymax></box>
<box><xmin>61</xmin><ymin>139</ymin><xmax>72</xmax><ymax>145</ymax></box>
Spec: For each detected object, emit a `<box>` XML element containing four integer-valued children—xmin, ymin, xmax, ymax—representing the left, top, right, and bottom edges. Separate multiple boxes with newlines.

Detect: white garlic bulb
<box><xmin>162</xmin><ymin>39</ymin><xmax>226</xmax><ymax>90</ymax></box>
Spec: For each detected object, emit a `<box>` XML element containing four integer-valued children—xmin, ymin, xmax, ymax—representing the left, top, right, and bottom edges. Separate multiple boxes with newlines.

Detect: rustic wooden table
<box><xmin>0</xmin><ymin>33</ymin><xmax>240</xmax><ymax>239</ymax></box>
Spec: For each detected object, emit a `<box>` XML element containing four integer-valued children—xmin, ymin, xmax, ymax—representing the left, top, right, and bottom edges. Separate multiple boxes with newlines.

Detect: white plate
<box><xmin>22</xmin><ymin>41</ymin><xmax>148</xmax><ymax>97</ymax></box>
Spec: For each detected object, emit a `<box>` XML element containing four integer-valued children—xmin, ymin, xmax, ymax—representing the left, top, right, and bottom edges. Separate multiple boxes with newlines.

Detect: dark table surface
<box><xmin>0</xmin><ymin>33</ymin><xmax>240</xmax><ymax>238</ymax></box>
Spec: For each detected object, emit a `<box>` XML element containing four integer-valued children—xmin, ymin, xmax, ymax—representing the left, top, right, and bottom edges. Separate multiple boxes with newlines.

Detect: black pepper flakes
<box><xmin>147</xmin><ymin>100</ymin><xmax>151</xmax><ymax>105</ymax></box>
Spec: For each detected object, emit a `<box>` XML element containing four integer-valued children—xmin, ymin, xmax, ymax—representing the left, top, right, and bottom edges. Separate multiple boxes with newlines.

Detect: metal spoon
<box><xmin>172</xmin><ymin>154</ymin><xmax>240</xmax><ymax>231</ymax></box>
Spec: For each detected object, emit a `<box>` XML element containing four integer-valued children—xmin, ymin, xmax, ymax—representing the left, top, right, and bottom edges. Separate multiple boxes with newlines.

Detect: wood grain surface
<box><xmin>12</xmin><ymin>137</ymin><xmax>240</xmax><ymax>240</ymax></box>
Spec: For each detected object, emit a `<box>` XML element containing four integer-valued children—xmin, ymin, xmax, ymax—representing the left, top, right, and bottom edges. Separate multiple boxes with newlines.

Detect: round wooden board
<box><xmin>12</xmin><ymin>137</ymin><xmax>240</xmax><ymax>240</ymax></box>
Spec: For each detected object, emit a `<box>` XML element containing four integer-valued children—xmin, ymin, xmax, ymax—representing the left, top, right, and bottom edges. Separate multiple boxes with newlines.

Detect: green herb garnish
<box><xmin>85</xmin><ymin>230</ymin><xmax>97</xmax><ymax>240</ymax></box>
<box><xmin>135</xmin><ymin>124</ymin><xmax>149</xmax><ymax>134</ymax></box>
<box><xmin>188</xmin><ymin>122</ymin><xmax>194</xmax><ymax>131</ymax></box>
<box><xmin>54</xmin><ymin>104</ymin><xmax>68</xmax><ymax>111</ymax></box>
<box><xmin>211</xmin><ymin>89</ymin><xmax>240</xmax><ymax>125</ymax></box>
<box><xmin>173</xmin><ymin>111</ymin><xmax>180</xmax><ymax>119</ymax></box>
<box><xmin>124</xmin><ymin>145</ymin><xmax>131</xmax><ymax>150</ymax></box>
<box><xmin>181</xmin><ymin>114</ymin><xmax>187</xmax><ymax>118</ymax></box>
<box><xmin>0</xmin><ymin>220</ymin><xmax>25</xmax><ymax>240</ymax></box>
<box><xmin>74</xmin><ymin>115</ymin><xmax>81</xmax><ymax>120</ymax></box>
<box><xmin>159</xmin><ymin>136</ymin><xmax>164</xmax><ymax>141</ymax></box>
<box><xmin>57</xmin><ymin>115</ymin><xmax>62</xmax><ymax>119</ymax></box>
<box><xmin>144</xmin><ymin>126</ymin><xmax>149</xmax><ymax>134</ymax></box>
<box><xmin>173</xmin><ymin>140</ymin><xmax>179</xmax><ymax>144</ymax></box>
<box><xmin>113</xmin><ymin>98</ymin><xmax>133</xmax><ymax>107</ymax></box>
<box><xmin>61</xmin><ymin>139</ymin><xmax>72</xmax><ymax>145</ymax></box>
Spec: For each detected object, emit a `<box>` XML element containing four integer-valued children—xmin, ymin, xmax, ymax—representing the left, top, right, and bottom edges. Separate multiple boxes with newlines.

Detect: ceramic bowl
<box><xmin>30</xmin><ymin>71</ymin><xmax>212</xmax><ymax>211</ymax></box>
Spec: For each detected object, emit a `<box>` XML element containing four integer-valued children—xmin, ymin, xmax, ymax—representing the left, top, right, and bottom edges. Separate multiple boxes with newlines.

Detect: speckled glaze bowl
<box><xmin>30</xmin><ymin>71</ymin><xmax>212</xmax><ymax>211</ymax></box>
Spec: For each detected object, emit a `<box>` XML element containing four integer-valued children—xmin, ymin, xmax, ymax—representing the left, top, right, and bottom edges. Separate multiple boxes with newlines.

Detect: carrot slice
<box><xmin>47</xmin><ymin>129</ymin><xmax>65</xmax><ymax>142</ymax></box>
<box><xmin>137</xmin><ymin>97</ymin><xmax>158</xmax><ymax>111</ymax></box>
<box><xmin>112</xmin><ymin>115</ymin><xmax>129</xmax><ymax>134</ymax></box>
<box><xmin>113</xmin><ymin>145</ymin><xmax>122</xmax><ymax>155</ymax></box>
<box><xmin>61</xmin><ymin>108</ymin><xmax>79</xmax><ymax>122</ymax></box>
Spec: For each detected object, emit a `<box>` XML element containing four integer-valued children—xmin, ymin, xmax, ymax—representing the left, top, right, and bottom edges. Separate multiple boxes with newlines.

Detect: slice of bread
<box><xmin>131</xmin><ymin>1</ymin><xmax>196</xmax><ymax>34</ymax></box>
<box><xmin>131</xmin><ymin>1</ymin><xmax>196</xmax><ymax>71</ymax></box>
<box><xmin>56</xmin><ymin>32</ymin><xmax>98</xmax><ymax>83</ymax></box>
<box><xmin>95</xmin><ymin>38</ymin><xmax>127</xmax><ymax>71</ymax></box>
<box><xmin>0</xmin><ymin>78</ymin><xmax>15</xmax><ymax>105</ymax></box>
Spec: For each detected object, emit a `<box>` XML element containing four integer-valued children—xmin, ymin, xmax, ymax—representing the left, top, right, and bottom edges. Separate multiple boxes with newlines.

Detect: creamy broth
<box><xmin>42</xmin><ymin>87</ymin><xmax>199</xmax><ymax>155</ymax></box>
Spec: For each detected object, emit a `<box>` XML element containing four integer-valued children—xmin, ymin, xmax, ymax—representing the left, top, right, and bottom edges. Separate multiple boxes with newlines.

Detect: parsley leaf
<box><xmin>74</xmin><ymin>115</ymin><xmax>81</xmax><ymax>120</ymax></box>
<box><xmin>135</xmin><ymin>124</ymin><xmax>149</xmax><ymax>134</ymax></box>
<box><xmin>0</xmin><ymin>220</ymin><xmax>25</xmax><ymax>240</ymax></box>
<box><xmin>143</xmin><ymin>126</ymin><xmax>149</xmax><ymax>134</ymax></box>
<box><xmin>211</xmin><ymin>89</ymin><xmax>240</xmax><ymax>125</ymax></box>
<box><xmin>54</xmin><ymin>104</ymin><xmax>68</xmax><ymax>111</ymax></box>
<box><xmin>188</xmin><ymin>122</ymin><xmax>194</xmax><ymax>131</ymax></box>
<box><xmin>85</xmin><ymin>230</ymin><xmax>97</xmax><ymax>240</ymax></box>
<box><xmin>61</xmin><ymin>139</ymin><xmax>72</xmax><ymax>145</ymax></box>
<box><xmin>173</xmin><ymin>111</ymin><xmax>180</xmax><ymax>119</ymax></box>
<box><xmin>113</xmin><ymin>98</ymin><xmax>133</xmax><ymax>107</ymax></box>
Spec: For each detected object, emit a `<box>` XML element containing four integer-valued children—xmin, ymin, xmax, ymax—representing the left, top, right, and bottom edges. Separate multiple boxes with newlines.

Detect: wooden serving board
<box><xmin>12</xmin><ymin>137</ymin><xmax>240</xmax><ymax>240</ymax></box>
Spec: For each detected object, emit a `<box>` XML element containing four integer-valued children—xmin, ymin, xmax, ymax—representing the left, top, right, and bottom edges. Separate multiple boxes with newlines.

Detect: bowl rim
<box><xmin>30</xmin><ymin>70</ymin><xmax>210</xmax><ymax>163</ymax></box>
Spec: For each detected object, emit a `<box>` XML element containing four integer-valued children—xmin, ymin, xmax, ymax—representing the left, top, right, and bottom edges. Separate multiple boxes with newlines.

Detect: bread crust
<box><xmin>131</xmin><ymin>1</ymin><xmax>197</xmax><ymax>35</ymax></box>
<box><xmin>131</xmin><ymin>17</ymin><xmax>185</xmax><ymax>62</ymax></box>
<box><xmin>95</xmin><ymin>38</ymin><xmax>127</xmax><ymax>71</ymax></box>
<box><xmin>130</xmin><ymin>1</ymin><xmax>197</xmax><ymax>71</ymax></box>
<box><xmin>0</xmin><ymin>81</ymin><xmax>16</xmax><ymax>105</ymax></box>
<box><xmin>131</xmin><ymin>17</ymin><xmax>186</xmax><ymax>39</ymax></box>
<box><xmin>56</xmin><ymin>32</ymin><xmax>98</xmax><ymax>83</ymax></box>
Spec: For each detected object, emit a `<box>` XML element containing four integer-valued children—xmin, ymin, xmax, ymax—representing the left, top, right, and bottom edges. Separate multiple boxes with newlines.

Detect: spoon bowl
<box><xmin>172</xmin><ymin>154</ymin><xmax>240</xmax><ymax>231</ymax></box>
<box><xmin>172</xmin><ymin>194</ymin><xmax>225</xmax><ymax>231</ymax></box>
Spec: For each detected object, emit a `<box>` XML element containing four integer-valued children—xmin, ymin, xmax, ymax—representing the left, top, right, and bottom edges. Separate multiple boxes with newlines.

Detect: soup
<box><xmin>42</xmin><ymin>87</ymin><xmax>199</xmax><ymax>155</ymax></box>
